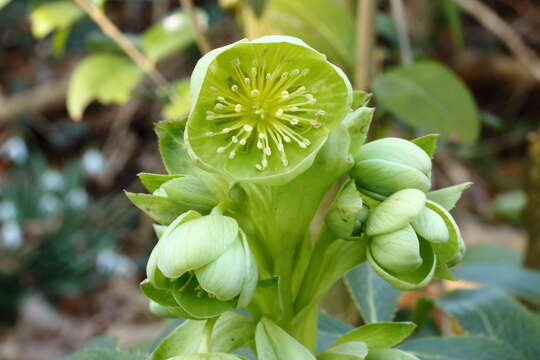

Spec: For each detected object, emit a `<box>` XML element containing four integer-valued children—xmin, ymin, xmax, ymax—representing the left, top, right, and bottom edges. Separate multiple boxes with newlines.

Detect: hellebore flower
<box><xmin>185</xmin><ymin>35</ymin><xmax>353</xmax><ymax>185</ymax></box>
<box><xmin>145</xmin><ymin>211</ymin><xmax>258</xmax><ymax>319</ymax></box>
<box><xmin>351</xmin><ymin>138</ymin><xmax>432</xmax><ymax>198</ymax></box>
<box><xmin>365</xmin><ymin>189</ymin><xmax>464</xmax><ymax>290</ymax></box>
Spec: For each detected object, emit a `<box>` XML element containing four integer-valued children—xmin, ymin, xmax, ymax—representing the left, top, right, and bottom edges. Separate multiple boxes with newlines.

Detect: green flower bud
<box><xmin>147</xmin><ymin>211</ymin><xmax>258</xmax><ymax>319</ymax></box>
<box><xmin>351</xmin><ymin>138</ymin><xmax>432</xmax><ymax>197</ymax></box>
<box><xmin>326</xmin><ymin>179</ymin><xmax>363</xmax><ymax>240</ymax></box>
<box><xmin>411</xmin><ymin>207</ymin><xmax>449</xmax><ymax>244</ymax></box>
<box><xmin>185</xmin><ymin>35</ymin><xmax>353</xmax><ymax>185</ymax></box>
<box><xmin>319</xmin><ymin>341</ymin><xmax>368</xmax><ymax>360</ymax></box>
<box><xmin>370</xmin><ymin>225</ymin><xmax>422</xmax><ymax>273</ymax></box>
<box><xmin>366</xmin><ymin>189</ymin><xmax>426</xmax><ymax>236</ymax></box>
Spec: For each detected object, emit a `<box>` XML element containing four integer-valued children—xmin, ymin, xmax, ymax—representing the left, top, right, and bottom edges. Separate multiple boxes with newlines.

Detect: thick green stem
<box><xmin>199</xmin><ymin>316</ymin><xmax>218</xmax><ymax>352</ymax></box>
<box><xmin>294</xmin><ymin>225</ymin><xmax>336</xmax><ymax>312</ymax></box>
<box><xmin>276</xmin><ymin>255</ymin><xmax>294</xmax><ymax>330</ymax></box>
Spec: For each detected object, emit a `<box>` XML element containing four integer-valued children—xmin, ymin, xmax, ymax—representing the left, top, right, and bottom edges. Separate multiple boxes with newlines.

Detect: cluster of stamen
<box><xmin>178</xmin><ymin>272</ymin><xmax>215</xmax><ymax>298</ymax></box>
<box><xmin>204</xmin><ymin>58</ymin><xmax>327</xmax><ymax>171</ymax></box>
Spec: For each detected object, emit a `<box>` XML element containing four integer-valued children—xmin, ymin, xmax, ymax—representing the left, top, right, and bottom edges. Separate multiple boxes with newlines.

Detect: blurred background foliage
<box><xmin>1</xmin><ymin>0</ymin><xmax>540</xmax><ymax>359</ymax></box>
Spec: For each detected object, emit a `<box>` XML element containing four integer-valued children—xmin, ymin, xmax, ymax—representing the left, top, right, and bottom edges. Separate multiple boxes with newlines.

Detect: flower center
<box><xmin>204</xmin><ymin>58</ymin><xmax>327</xmax><ymax>171</ymax></box>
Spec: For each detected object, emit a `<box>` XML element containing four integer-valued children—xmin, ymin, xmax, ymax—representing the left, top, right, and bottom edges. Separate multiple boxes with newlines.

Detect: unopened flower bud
<box><xmin>370</xmin><ymin>225</ymin><xmax>422</xmax><ymax>273</ymax></box>
<box><xmin>325</xmin><ymin>179</ymin><xmax>363</xmax><ymax>240</ymax></box>
<box><xmin>351</xmin><ymin>138</ymin><xmax>432</xmax><ymax>197</ymax></box>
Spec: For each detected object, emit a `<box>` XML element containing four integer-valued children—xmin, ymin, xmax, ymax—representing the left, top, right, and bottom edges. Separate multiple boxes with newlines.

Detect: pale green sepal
<box><xmin>326</xmin><ymin>179</ymin><xmax>363</xmax><ymax>240</ymax></box>
<box><xmin>352</xmin><ymin>160</ymin><xmax>430</xmax><ymax>197</ymax></box>
<box><xmin>154</xmin><ymin>224</ymin><xmax>167</xmax><ymax>239</ymax></box>
<box><xmin>411</xmin><ymin>206</ymin><xmax>449</xmax><ymax>243</ymax></box>
<box><xmin>365</xmin><ymin>349</ymin><xmax>419</xmax><ymax>360</ymax></box>
<box><xmin>167</xmin><ymin>353</ymin><xmax>246</xmax><ymax>360</ymax></box>
<box><xmin>370</xmin><ymin>225</ymin><xmax>422</xmax><ymax>273</ymax></box>
<box><xmin>211</xmin><ymin>312</ymin><xmax>256</xmax><ymax>353</ymax></box>
<box><xmin>435</xmin><ymin>263</ymin><xmax>455</xmax><ymax>281</ymax></box>
<box><xmin>195</xmin><ymin>238</ymin><xmax>246</xmax><ymax>301</ymax></box>
<box><xmin>148</xmin><ymin>301</ymin><xmax>181</xmax><ymax>318</ymax></box>
<box><xmin>147</xmin><ymin>243</ymin><xmax>170</xmax><ymax>289</ymax></box>
<box><xmin>237</xmin><ymin>232</ymin><xmax>258</xmax><ymax>307</ymax></box>
<box><xmin>255</xmin><ymin>317</ymin><xmax>316</xmax><ymax>360</ymax></box>
<box><xmin>171</xmin><ymin>279</ymin><xmax>236</xmax><ymax>319</ymax></box>
<box><xmin>161</xmin><ymin>175</ymin><xmax>218</xmax><ymax>213</ymax></box>
<box><xmin>158</xmin><ymin>214</ymin><xmax>238</xmax><ymax>278</ymax></box>
<box><xmin>354</xmin><ymin>138</ymin><xmax>432</xmax><ymax>176</ymax></box>
<box><xmin>411</xmin><ymin>134</ymin><xmax>439</xmax><ymax>159</ymax></box>
<box><xmin>366</xmin><ymin>189</ymin><xmax>426</xmax><ymax>236</ymax></box>
<box><xmin>342</xmin><ymin>107</ymin><xmax>374</xmax><ymax>157</ymax></box>
<box><xmin>424</xmin><ymin>200</ymin><xmax>464</xmax><ymax>265</ymax></box>
<box><xmin>140</xmin><ymin>279</ymin><xmax>177</xmax><ymax>307</ymax></box>
<box><xmin>150</xmin><ymin>319</ymin><xmax>206</xmax><ymax>360</ymax></box>
<box><xmin>427</xmin><ymin>182</ymin><xmax>472</xmax><ymax>211</ymax></box>
<box><xmin>367</xmin><ymin>238</ymin><xmax>436</xmax><ymax>291</ymax></box>
<box><xmin>318</xmin><ymin>341</ymin><xmax>368</xmax><ymax>360</ymax></box>
<box><xmin>333</xmin><ymin>322</ymin><xmax>416</xmax><ymax>349</ymax></box>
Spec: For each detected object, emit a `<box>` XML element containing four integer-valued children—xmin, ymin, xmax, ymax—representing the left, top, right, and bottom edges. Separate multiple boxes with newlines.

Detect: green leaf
<box><xmin>453</xmin><ymin>265</ymin><xmax>540</xmax><ymax>305</ymax></box>
<box><xmin>342</xmin><ymin>107</ymin><xmax>375</xmax><ymax>155</ymax></box>
<box><xmin>150</xmin><ymin>320</ymin><xmax>206</xmax><ymax>360</ymax></box>
<box><xmin>438</xmin><ymin>288</ymin><xmax>540</xmax><ymax>360</ymax></box>
<box><xmin>352</xmin><ymin>90</ymin><xmax>373</xmax><ymax>109</ymax></box>
<box><xmin>30</xmin><ymin>1</ymin><xmax>83</xmax><ymax>39</ymax></box>
<box><xmin>155</xmin><ymin>120</ymin><xmax>197</xmax><ymax>176</ymax></box>
<box><xmin>162</xmin><ymin>79</ymin><xmax>191</xmax><ymax>121</ymax></box>
<box><xmin>318</xmin><ymin>313</ymin><xmax>353</xmax><ymax>353</ymax></box>
<box><xmin>426</xmin><ymin>182</ymin><xmax>472</xmax><ymax>211</ymax></box>
<box><xmin>0</xmin><ymin>0</ymin><xmax>12</xmax><ymax>10</ymax></box>
<box><xmin>399</xmin><ymin>336</ymin><xmax>522</xmax><ymax>360</ymax></box>
<box><xmin>211</xmin><ymin>312</ymin><xmax>256</xmax><ymax>353</ymax></box>
<box><xmin>266</xmin><ymin>0</ymin><xmax>355</xmax><ymax>72</ymax></box>
<box><xmin>345</xmin><ymin>263</ymin><xmax>400</xmax><ymax>323</ymax></box>
<box><xmin>373</xmin><ymin>61</ymin><xmax>480</xmax><ymax>144</ymax></box>
<box><xmin>125</xmin><ymin>191</ymin><xmax>189</xmax><ymax>225</ymax></box>
<box><xmin>255</xmin><ymin>317</ymin><xmax>315</xmax><ymax>360</ymax></box>
<box><xmin>334</xmin><ymin>322</ymin><xmax>416</xmax><ymax>349</ymax></box>
<box><xmin>138</xmin><ymin>173</ymin><xmax>180</xmax><ymax>193</ymax></box>
<box><xmin>67</xmin><ymin>54</ymin><xmax>143</xmax><ymax>120</ymax></box>
<box><xmin>366</xmin><ymin>348</ymin><xmax>418</xmax><ymax>360</ymax></box>
<box><xmin>142</xmin><ymin>10</ymin><xmax>206</xmax><ymax>62</ymax></box>
<box><xmin>411</xmin><ymin>134</ymin><xmax>438</xmax><ymax>159</ymax></box>
<box><xmin>462</xmin><ymin>243</ymin><xmax>522</xmax><ymax>266</ymax></box>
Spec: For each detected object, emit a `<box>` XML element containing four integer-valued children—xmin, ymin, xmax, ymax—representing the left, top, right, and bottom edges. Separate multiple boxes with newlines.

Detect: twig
<box><xmin>0</xmin><ymin>75</ymin><xmax>69</xmax><ymax>124</ymax></box>
<box><xmin>73</xmin><ymin>0</ymin><xmax>173</xmax><ymax>98</ymax></box>
<box><xmin>355</xmin><ymin>0</ymin><xmax>377</xmax><ymax>90</ymax></box>
<box><xmin>179</xmin><ymin>0</ymin><xmax>212</xmax><ymax>54</ymax></box>
<box><xmin>452</xmin><ymin>0</ymin><xmax>540</xmax><ymax>82</ymax></box>
<box><xmin>390</xmin><ymin>0</ymin><xmax>413</xmax><ymax>66</ymax></box>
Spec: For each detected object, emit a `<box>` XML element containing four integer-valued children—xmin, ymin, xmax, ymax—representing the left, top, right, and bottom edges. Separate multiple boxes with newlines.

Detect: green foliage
<box><xmin>142</xmin><ymin>10</ymin><xmax>206</xmax><ymax>62</ymax></box>
<box><xmin>345</xmin><ymin>263</ymin><xmax>400</xmax><ymax>324</ymax></box>
<box><xmin>373</xmin><ymin>61</ymin><xmax>480</xmax><ymax>144</ymax></box>
<box><xmin>438</xmin><ymin>288</ymin><xmax>540</xmax><ymax>360</ymax></box>
<box><xmin>29</xmin><ymin>1</ymin><xmax>83</xmax><ymax>39</ymax></box>
<box><xmin>150</xmin><ymin>320</ymin><xmax>206</xmax><ymax>360</ymax></box>
<box><xmin>0</xmin><ymin>0</ymin><xmax>12</xmax><ymax>10</ymax></box>
<box><xmin>67</xmin><ymin>54</ymin><xmax>143</xmax><ymax>120</ymax></box>
<box><xmin>265</xmin><ymin>0</ymin><xmax>355</xmax><ymax>72</ymax></box>
<box><xmin>333</xmin><ymin>322</ymin><xmax>416</xmax><ymax>349</ymax></box>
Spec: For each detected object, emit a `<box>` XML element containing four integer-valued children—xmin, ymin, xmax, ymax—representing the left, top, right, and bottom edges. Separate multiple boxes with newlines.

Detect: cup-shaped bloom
<box><xmin>351</xmin><ymin>138</ymin><xmax>432</xmax><ymax>197</ymax></box>
<box><xmin>146</xmin><ymin>211</ymin><xmax>258</xmax><ymax>319</ymax></box>
<box><xmin>185</xmin><ymin>35</ymin><xmax>353</xmax><ymax>185</ymax></box>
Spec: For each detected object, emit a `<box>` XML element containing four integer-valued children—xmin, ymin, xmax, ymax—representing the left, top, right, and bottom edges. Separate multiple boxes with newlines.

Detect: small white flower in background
<box><xmin>0</xmin><ymin>201</ymin><xmax>17</xmax><ymax>221</ymax></box>
<box><xmin>1</xmin><ymin>220</ymin><xmax>22</xmax><ymax>249</ymax></box>
<box><xmin>41</xmin><ymin>170</ymin><xmax>65</xmax><ymax>192</ymax></box>
<box><xmin>163</xmin><ymin>13</ymin><xmax>184</xmax><ymax>31</ymax></box>
<box><xmin>82</xmin><ymin>148</ymin><xmax>105</xmax><ymax>176</ymax></box>
<box><xmin>1</xmin><ymin>137</ymin><xmax>28</xmax><ymax>164</ymax></box>
<box><xmin>66</xmin><ymin>187</ymin><xmax>89</xmax><ymax>209</ymax></box>
<box><xmin>96</xmin><ymin>249</ymin><xmax>136</xmax><ymax>276</ymax></box>
<box><xmin>39</xmin><ymin>194</ymin><xmax>63</xmax><ymax>214</ymax></box>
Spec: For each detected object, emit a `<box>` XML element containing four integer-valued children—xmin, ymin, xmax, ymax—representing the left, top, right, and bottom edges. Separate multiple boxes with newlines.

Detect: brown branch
<box><xmin>452</xmin><ymin>0</ymin><xmax>540</xmax><ymax>82</ymax></box>
<box><xmin>179</xmin><ymin>0</ymin><xmax>212</xmax><ymax>54</ymax></box>
<box><xmin>0</xmin><ymin>76</ymin><xmax>69</xmax><ymax>124</ymax></box>
<box><xmin>73</xmin><ymin>0</ymin><xmax>173</xmax><ymax>97</ymax></box>
<box><xmin>355</xmin><ymin>0</ymin><xmax>377</xmax><ymax>90</ymax></box>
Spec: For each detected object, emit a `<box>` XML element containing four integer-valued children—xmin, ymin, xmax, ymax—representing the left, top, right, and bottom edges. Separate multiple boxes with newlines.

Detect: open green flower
<box><xmin>145</xmin><ymin>211</ymin><xmax>258</xmax><ymax>319</ymax></box>
<box><xmin>185</xmin><ymin>35</ymin><xmax>352</xmax><ymax>185</ymax></box>
<box><xmin>351</xmin><ymin>138</ymin><xmax>432</xmax><ymax>198</ymax></box>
